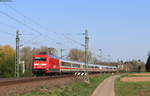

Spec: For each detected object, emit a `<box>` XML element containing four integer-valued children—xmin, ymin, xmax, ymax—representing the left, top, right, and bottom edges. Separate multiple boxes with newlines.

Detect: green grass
<box><xmin>115</xmin><ymin>74</ymin><xmax>150</xmax><ymax>96</ymax></box>
<box><xmin>19</xmin><ymin>74</ymin><xmax>110</xmax><ymax>96</ymax></box>
<box><xmin>123</xmin><ymin>73</ymin><xmax>150</xmax><ymax>77</ymax></box>
<box><xmin>126</xmin><ymin>75</ymin><xmax>150</xmax><ymax>77</ymax></box>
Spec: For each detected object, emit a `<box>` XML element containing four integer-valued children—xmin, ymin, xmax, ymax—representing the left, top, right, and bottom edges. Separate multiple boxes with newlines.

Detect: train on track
<box><xmin>32</xmin><ymin>55</ymin><xmax>117</xmax><ymax>76</ymax></box>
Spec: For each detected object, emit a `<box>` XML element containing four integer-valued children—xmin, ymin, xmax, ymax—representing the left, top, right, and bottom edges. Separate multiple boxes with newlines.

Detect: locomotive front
<box><xmin>32</xmin><ymin>55</ymin><xmax>49</xmax><ymax>75</ymax></box>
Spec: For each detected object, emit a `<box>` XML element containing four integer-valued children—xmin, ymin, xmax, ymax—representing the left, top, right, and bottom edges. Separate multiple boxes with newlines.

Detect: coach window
<box><xmin>61</xmin><ymin>62</ymin><xmax>65</xmax><ymax>66</ymax></box>
<box><xmin>72</xmin><ymin>64</ymin><xmax>80</xmax><ymax>68</ymax></box>
<box><xmin>72</xmin><ymin>64</ymin><xmax>75</xmax><ymax>67</ymax></box>
<box><xmin>83</xmin><ymin>65</ymin><xmax>86</xmax><ymax>68</ymax></box>
<box><xmin>61</xmin><ymin>62</ymin><xmax>71</xmax><ymax>67</ymax></box>
<box><xmin>77</xmin><ymin>64</ymin><xmax>80</xmax><ymax>68</ymax></box>
<box><xmin>72</xmin><ymin>64</ymin><xmax>76</xmax><ymax>67</ymax></box>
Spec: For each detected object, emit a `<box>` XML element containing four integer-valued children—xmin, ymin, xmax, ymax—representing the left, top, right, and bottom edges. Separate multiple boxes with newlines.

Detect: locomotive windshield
<box><xmin>34</xmin><ymin>57</ymin><xmax>47</xmax><ymax>61</ymax></box>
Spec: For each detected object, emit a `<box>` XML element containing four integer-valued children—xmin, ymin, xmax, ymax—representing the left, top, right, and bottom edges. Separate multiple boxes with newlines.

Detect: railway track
<box><xmin>0</xmin><ymin>75</ymin><xmax>73</xmax><ymax>87</ymax></box>
<box><xmin>0</xmin><ymin>72</ymin><xmax>111</xmax><ymax>87</ymax></box>
<box><xmin>0</xmin><ymin>74</ymin><xmax>108</xmax><ymax>96</ymax></box>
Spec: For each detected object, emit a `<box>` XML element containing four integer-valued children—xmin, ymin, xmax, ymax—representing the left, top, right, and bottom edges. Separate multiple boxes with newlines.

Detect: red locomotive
<box><xmin>32</xmin><ymin>55</ymin><xmax>117</xmax><ymax>75</ymax></box>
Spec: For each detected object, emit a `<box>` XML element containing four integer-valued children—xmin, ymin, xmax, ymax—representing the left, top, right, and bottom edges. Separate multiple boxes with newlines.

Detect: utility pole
<box><xmin>83</xmin><ymin>29</ymin><xmax>89</xmax><ymax>83</ymax></box>
<box><xmin>48</xmin><ymin>48</ymin><xmax>51</xmax><ymax>55</ymax></box>
<box><xmin>15</xmin><ymin>30</ymin><xmax>20</xmax><ymax>77</ymax></box>
<box><xmin>60</xmin><ymin>48</ymin><xmax>65</xmax><ymax>58</ymax></box>
<box><xmin>98</xmin><ymin>49</ymin><xmax>102</xmax><ymax>61</ymax></box>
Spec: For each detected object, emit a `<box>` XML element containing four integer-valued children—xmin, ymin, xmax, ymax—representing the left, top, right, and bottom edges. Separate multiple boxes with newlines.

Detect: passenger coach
<box><xmin>32</xmin><ymin>55</ymin><xmax>117</xmax><ymax>75</ymax></box>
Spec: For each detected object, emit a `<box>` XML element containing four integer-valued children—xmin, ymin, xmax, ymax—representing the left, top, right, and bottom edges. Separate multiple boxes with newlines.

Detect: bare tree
<box><xmin>68</xmin><ymin>48</ymin><xmax>85</xmax><ymax>62</ymax></box>
<box><xmin>33</xmin><ymin>46</ymin><xmax>57</xmax><ymax>56</ymax></box>
<box><xmin>20</xmin><ymin>47</ymin><xmax>33</xmax><ymax>71</ymax></box>
<box><xmin>68</xmin><ymin>48</ymin><xmax>94</xmax><ymax>63</ymax></box>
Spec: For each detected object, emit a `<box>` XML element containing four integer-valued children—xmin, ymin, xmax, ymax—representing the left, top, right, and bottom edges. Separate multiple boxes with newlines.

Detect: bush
<box><xmin>0</xmin><ymin>55</ymin><xmax>15</xmax><ymax>78</ymax></box>
<box><xmin>22</xmin><ymin>70</ymin><xmax>33</xmax><ymax>77</ymax></box>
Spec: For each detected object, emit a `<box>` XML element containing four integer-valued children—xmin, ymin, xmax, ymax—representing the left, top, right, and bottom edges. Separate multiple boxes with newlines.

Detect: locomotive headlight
<box><xmin>41</xmin><ymin>64</ymin><xmax>46</xmax><ymax>66</ymax></box>
<box><xmin>34</xmin><ymin>63</ymin><xmax>46</xmax><ymax>66</ymax></box>
<box><xmin>34</xmin><ymin>64</ymin><xmax>39</xmax><ymax>65</ymax></box>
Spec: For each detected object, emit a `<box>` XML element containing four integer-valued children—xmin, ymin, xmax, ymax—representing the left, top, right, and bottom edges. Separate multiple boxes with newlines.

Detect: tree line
<box><xmin>0</xmin><ymin>45</ymin><xmax>148</xmax><ymax>78</ymax></box>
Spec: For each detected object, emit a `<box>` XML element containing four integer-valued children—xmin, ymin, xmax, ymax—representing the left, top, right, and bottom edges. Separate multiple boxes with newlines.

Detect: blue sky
<box><xmin>0</xmin><ymin>0</ymin><xmax>150</xmax><ymax>62</ymax></box>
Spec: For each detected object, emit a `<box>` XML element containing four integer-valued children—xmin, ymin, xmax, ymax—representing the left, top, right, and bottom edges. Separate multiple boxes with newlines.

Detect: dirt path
<box><xmin>91</xmin><ymin>75</ymin><xmax>119</xmax><ymax>96</ymax></box>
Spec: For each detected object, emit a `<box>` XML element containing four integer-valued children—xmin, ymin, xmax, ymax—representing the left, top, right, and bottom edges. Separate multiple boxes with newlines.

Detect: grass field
<box><xmin>115</xmin><ymin>73</ymin><xmax>150</xmax><ymax>96</ymax></box>
<box><xmin>19</xmin><ymin>74</ymin><xmax>110</xmax><ymax>96</ymax></box>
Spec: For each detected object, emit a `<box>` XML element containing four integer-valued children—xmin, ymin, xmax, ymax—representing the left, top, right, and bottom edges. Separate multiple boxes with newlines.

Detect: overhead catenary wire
<box><xmin>0</xmin><ymin>29</ymin><xmax>15</xmax><ymax>36</ymax></box>
<box><xmin>0</xmin><ymin>10</ymin><xmax>62</xmax><ymax>47</ymax></box>
<box><xmin>52</xmin><ymin>31</ymin><xmax>83</xmax><ymax>47</ymax></box>
<box><xmin>0</xmin><ymin>20</ymin><xmax>18</xmax><ymax>29</ymax></box>
<box><xmin>20</xmin><ymin>39</ymin><xmax>40</xmax><ymax>47</ymax></box>
<box><xmin>0</xmin><ymin>10</ymin><xmax>42</xmax><ymax>36</ymax></box>
<box><xmin>3</xmin><ymin>3</ymin><xmax>83</xmax><ymax>48</ymax></box>
<box><xmin>3</xmin><ymin>3</ymin><xmax>48</xmax><ymax>30</ymax></box>
<box><xmin>61</xmin><ymin>33</ymin><xmax>83</xmax><ymax>46</ymax></box>
<box><xmin>3</xmin><ymin>3</ymin><xmax>60</xmax><ymax>41</ymax></box>
<box><xmin>1</xmin><ymin>4</ymin><xmax>84</xmax><ymax>50</ymax></box>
